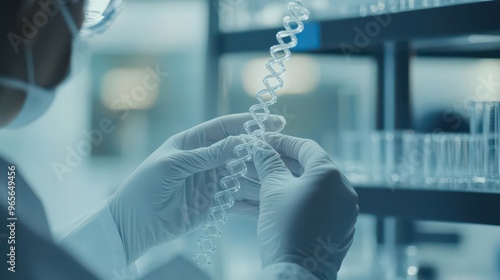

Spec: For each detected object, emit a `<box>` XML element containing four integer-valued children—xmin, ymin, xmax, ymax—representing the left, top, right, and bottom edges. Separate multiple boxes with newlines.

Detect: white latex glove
<box><xmin>107</xmin><ymin>114</ymin><xmax>285</xmax><ymax>264</ymax></box>
<box><xmin>254</xmin><ymin>133</ymin><xmax>359</xmax><ymax>280</ymax></box>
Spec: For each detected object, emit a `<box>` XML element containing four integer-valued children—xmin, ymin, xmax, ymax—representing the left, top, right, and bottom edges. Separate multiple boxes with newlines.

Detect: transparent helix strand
<box><xmin>193</xmin><ymin>0</ymin><xmax>310</xmax><ymax>269</ymax></box>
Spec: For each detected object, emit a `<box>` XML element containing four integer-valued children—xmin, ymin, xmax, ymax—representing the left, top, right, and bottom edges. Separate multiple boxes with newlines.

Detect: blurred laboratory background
<box><xmin>1</xmin><ymin>0</ymin><xmax>500</xmax><ymax>279</ymax></box>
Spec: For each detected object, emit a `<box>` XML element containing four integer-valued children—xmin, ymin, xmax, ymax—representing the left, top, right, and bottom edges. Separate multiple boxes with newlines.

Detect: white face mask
<box><xmin>0</xmin><ymin>4</ymin><xmax>81</xmax><ymax>129</ymax></box>
<box><xmin>0</xmin><ymin>49</ymin><xmax>57</xmax><ymax>129</ymax></box>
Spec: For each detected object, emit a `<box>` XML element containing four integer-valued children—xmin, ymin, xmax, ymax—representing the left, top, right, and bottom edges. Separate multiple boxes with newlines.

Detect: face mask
<box><xmin>0</xmin><ymin>47</ymin><xmax>57</xmax><ymax>129</ymax></box>
<box><xmin>0</xmin><ymin>1</ymin><xmax>123</xmax><ymax>129</ymax></box>
<box><xmin>0</xmin><ymin>3</ymin><xmax>86</xmax><ymax>129</ymax></box>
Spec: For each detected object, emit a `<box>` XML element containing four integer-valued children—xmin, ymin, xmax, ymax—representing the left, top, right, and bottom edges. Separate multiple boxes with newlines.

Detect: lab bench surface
<box><xmin>355</xmin><ymin>186</ymin><xmax>500</xmax><ymax>226</ymax></box>
<box><xmin>219</xmin><ymin>1</ymin><xmax>500</xmax><ymax>58</ymax></box>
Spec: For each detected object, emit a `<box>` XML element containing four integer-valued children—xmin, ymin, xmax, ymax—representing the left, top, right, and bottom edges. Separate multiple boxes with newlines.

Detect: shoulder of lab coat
<box><xmin>0</xmin><ymin>156</ymin><xmax>52</xmax><ymax>240</ymax></box>
<box><xmin>58</xmin><ymin>201</ymin><xmax>138</xmax><ymax>280</ymax></box>
<box><xmin>260</xmin><ymin>263</ymin><xmax>321</xmax><ymax>280</ymax></box>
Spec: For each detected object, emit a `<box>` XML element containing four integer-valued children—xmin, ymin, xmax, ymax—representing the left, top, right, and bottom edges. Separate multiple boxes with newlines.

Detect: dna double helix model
<box><xmin>194</xmin><ymin>0</ymin><xmax>310</xmax><ymax>269</ymax></box>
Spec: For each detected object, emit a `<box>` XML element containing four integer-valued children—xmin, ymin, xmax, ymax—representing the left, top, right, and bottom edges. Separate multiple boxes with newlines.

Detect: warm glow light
<box><xmin>242</xmin><ymin>55</ymin><xmax>320</xmax><ymax>98</ymax></box>
<box><xmin>101</xmin><ymin>67</ymin><xmax>160</xmax><ymax>111</ymax></box>
<box><xmin>255</xmin><ymin>3</ymin><xmax>284</xmax><ymax>27</ymax></box>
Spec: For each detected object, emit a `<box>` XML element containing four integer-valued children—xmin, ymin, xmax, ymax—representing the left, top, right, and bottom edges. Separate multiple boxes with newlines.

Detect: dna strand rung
<box><xmin>193</xmin><ymin>0</ymin><xmax>310</xmax><ymax>269</ymax></box>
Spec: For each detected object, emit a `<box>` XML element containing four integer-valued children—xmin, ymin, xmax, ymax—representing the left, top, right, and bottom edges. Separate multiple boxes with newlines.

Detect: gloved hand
<box><xmin>107</xmin><ymin>114</ymin><xmax>285</xmax><ymax>264</ymax></box>
<box><xmin>254</xmin><ymin>133</ymin><xmax>359</xmax><ymax>280</ymax></box>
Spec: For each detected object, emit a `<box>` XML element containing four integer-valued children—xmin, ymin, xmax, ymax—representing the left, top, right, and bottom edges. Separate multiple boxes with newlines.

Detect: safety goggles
<box><xmin>80</xmin><ymin>0</ymin><xmax>124</xmax><ymax>37</ymax></box>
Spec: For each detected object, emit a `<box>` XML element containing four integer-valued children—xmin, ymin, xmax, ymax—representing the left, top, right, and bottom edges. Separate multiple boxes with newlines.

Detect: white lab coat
<box><xmin>0</xmin><ymin>156</ymin><xmax>318</xmax><ymax>280</ymax></box>
<box><xmin>60</xmin><ymin>202</ymin><xmax>321</xmax><ymax>280</ymax></box>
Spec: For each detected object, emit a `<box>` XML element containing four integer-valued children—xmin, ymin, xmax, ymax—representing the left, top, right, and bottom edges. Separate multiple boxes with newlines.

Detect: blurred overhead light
<box><xmin>468</xmin><ymin>35</ymin><xmax>500</xmax><ymax>44</ymax></box>
<box><xmin>255</xmin><ymin>4</ymin><xmax>285</xmax><ymax>27</ymax></box>
<box><xmin>101</xmin><ymin>67</ymin><xmax>160</xmax><ymax>111</ymax></box>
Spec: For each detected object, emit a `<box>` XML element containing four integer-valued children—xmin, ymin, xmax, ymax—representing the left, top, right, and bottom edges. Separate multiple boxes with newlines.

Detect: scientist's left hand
<box><xmin>107</xmin><ymin>114</ymin><xmax>285</xmax><ymax>264</ymax></box>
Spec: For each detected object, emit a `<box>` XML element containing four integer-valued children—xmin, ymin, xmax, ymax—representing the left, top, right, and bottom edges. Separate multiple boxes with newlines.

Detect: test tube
<box><xmin>402</xmin><ymin>134</ymin><xmax>426</xmax><ymax>187</ymax></box>
<box><xmin>369</xmin><ymin>132</ymin><xmax>385</xmax><ymax>185</ymax></box>
<box><xmin>452</xmin><ymin>134</ymin><xmax>472</xmax><ymax>189</ymax></box>
<box><xmin>358</xmin><ymin>0</ymin><xmax>387</xmax><ymax>16</ymax></box>
<box><xmin>468</xmin><ymin>101</ymin><xmax>500</xmax><ymax>191</ymax></box>
<box><xmin>423</xmin><ymin>134</ymin><xmax>439</xmax><ymax>187</ymax></box>
<box><xmin>386</xmin><ymin>0</ymin><xmax>401</xmax><ymax>12</ymax></box>
<box><xmin>384</xmin><ymin>131</ymin><xmax>407</xmax><ymax>186</ymax></box>
<box><xmin>423</xmin><ymin>133</ymin><xmax>472</xmax><ymax>190</ymax></box>
<box><xmin>440</xmin><ymin>134</ymin><xmax>472</xmax><ymax>190</ymax></box>
<box><xmin>337</xmin><ymin>131</ymin><xmax>370</xmax><ymax>184</ymax></box>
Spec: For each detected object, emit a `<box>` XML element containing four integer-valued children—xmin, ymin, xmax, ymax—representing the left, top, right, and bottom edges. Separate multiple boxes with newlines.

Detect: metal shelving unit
<box><xmin>205</xmin><ymin>1</ymin><xmax>500</xmax><ymax>226</ymax></box>
<box><xmin>357</xmin><ymin>187</ymin><xmax>500</xmax><ymax>225</ymax></box>
<box><xmin>219</xmin><ymin>1</ymin><xmax>500</xmax><ymax>57</ymax></box>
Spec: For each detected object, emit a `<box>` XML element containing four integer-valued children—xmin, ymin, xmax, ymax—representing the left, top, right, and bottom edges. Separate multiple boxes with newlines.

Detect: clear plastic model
<box><xmin>193</xmin><ymin>0</ymin><xmax>310</xmax><ymax>269</ymax></box>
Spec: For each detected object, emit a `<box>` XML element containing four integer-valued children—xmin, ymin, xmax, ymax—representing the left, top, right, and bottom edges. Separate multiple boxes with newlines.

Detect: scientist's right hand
<box><xmin>254</xmin><ymin>134</ymin><xmax>359</xmax><ymax>280</ymax></box>
<box><xmin>107</xmin><ymin>114</ymin><xmax>285</xmax><ymax>265</ymax></box>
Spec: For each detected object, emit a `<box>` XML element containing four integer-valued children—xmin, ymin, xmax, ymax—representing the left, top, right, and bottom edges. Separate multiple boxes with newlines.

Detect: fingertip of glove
<box><xmin>252</xmin><ymin>140</ymin><xmax>273</xmax><ymax>151</ymax></box>
<box><xmin>206</xmin><ymin>135</ymin><xmax>243</xmax><ymax>162</ymax></box>
<box><xmin>252</xmin><ymin>140</ymin><xmax>279</xmax><ymax>164</ymax></box>
<box><xmin>265</xmin><ymin>115</ymin><xmax>286</xmax><ymax>133</ymax></box>
<box><xmin>224</xmin><ymin>135</ymin><xmax>244</xmax><ymax>146</ymax></box>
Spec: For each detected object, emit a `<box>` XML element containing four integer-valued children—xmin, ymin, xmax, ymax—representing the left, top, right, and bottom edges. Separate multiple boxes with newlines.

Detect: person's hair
<box><xmin>0</xmin><ymin>1</ymin><xmax>25</xmax><ymax>33</ymax></box>
<box><xmin>0</xmin><ymin>1</ymin><xmax>33</xmax><ymax>121</ymax></box>
<box><xmin>0</xmin><ymin>1</ymin><xmax>29</xmax><ymax>74</ymax></box>
<box><xmin>1</xmin><ymin>1</ymin><xmax>43</xmax><ymax>68</ymax></box>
